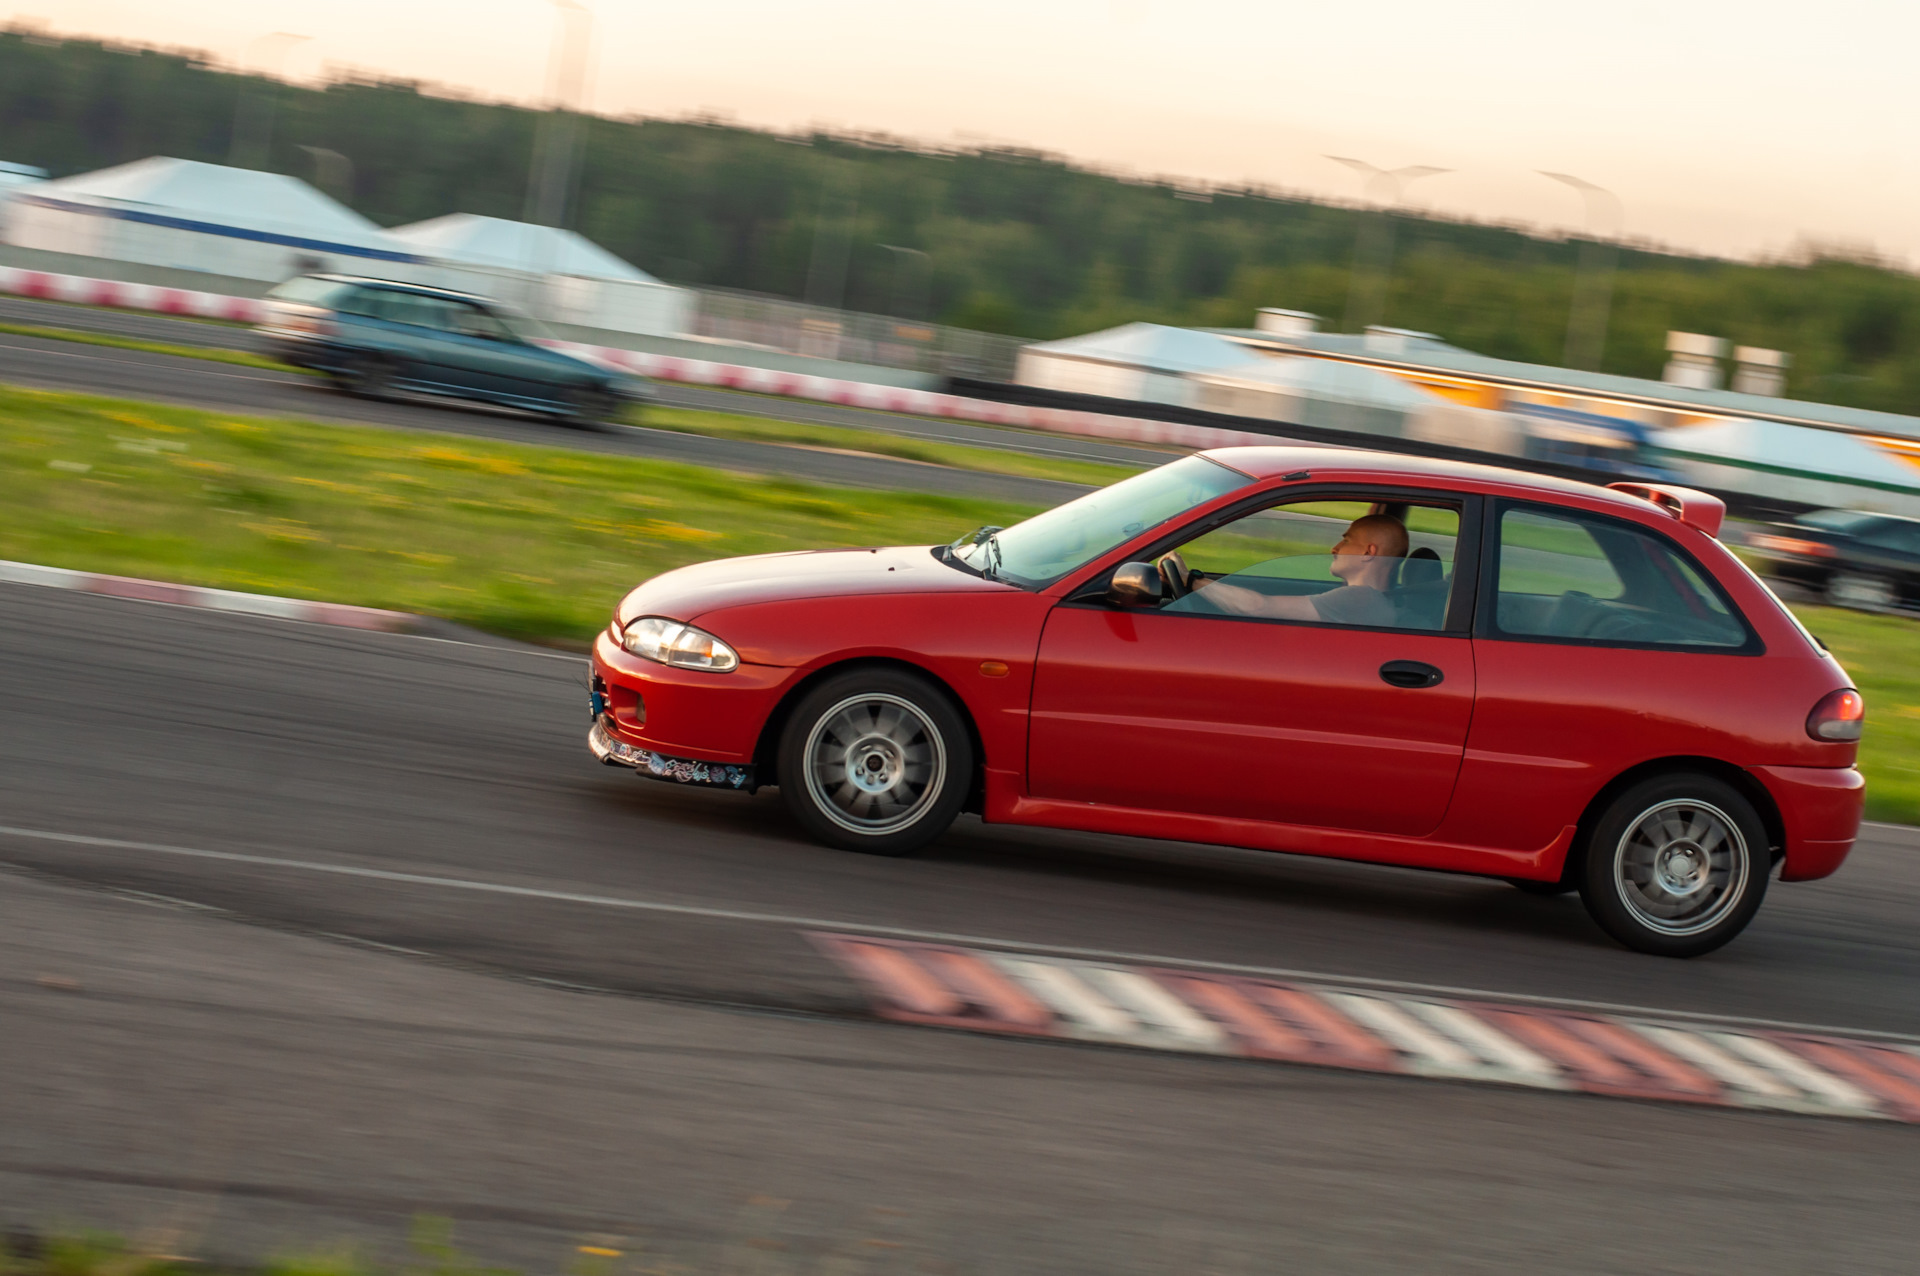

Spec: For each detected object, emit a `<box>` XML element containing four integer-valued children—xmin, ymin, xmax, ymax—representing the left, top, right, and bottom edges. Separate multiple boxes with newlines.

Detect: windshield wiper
<box><xmin>982</xmin><ymin>532</ymin><xmax>1005</xmax><ymax>581</ymax></box>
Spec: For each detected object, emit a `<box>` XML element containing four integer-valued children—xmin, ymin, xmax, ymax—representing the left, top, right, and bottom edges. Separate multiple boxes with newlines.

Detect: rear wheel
<box><xmin>777</xmin><ymin>669</ymin><xmax>972</xmax><ymax>856</ymax></box>
<box><xmin>554</xmin><ymin>384</ymin><xmax>618</xmax><ymax>427</ymax></box>
<box><xmin>1828</xmin><ymin>571</ymin><xmax>1895</xmax><ymax>611</ymax></box>
<box><xmin>337</xmin><ymin>353</ymin><xmax>395</xmax><ymax>400</ymax></box>
<box><xmin>1578</xmin><ymin>773</ymin><xmax>1769</xmax><ymax>957</ymax></box>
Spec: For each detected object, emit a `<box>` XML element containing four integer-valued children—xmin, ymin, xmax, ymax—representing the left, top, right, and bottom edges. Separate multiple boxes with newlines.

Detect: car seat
<box><xmin>1392</xmin><ymin>547</ymin><xmax>1449</xmax><ymax>628</ymax></box>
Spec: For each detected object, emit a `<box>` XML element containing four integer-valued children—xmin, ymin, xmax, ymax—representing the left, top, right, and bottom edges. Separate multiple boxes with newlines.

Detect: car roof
<box><xmin>1199</xmin><ymin>445</ymin><xmax>1670</xmax><ymax>521</ymax></box>
<box><xmin>299</xmin><ymin>273</ymin><xmax>495</xmax><ymax>305</ymax></box>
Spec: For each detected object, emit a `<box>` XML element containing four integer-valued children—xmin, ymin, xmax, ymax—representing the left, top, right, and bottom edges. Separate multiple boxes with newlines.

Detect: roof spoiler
<box><xmin>1607</xmin><ymin>482</ymin><xmax>1726</xmax><ymax>539</ymax></box>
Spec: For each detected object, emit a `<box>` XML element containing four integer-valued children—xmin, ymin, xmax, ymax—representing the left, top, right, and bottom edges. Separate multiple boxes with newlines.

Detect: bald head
<box><xmin>1346</xmin><ymin>514</ymin><xmax>1409</xmax><ymax>558</ymax></box>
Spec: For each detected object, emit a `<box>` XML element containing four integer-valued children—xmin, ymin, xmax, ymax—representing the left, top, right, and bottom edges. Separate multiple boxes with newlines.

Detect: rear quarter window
<box><xmin>1493</xmin><ymin>503</ymin><xmax>1753</xmax><ymax>650</ymax></box>
<box><xmin>266</xmin><ymin>276</ymin><xmax>351</xmax><ymax>307</ymax></box>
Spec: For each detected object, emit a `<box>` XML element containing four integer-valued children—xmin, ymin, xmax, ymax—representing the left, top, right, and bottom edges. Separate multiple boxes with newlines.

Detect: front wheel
<box><xmin>1578</xmin><ymin>773</ymin><xmax>1770</xmax><ymax>957</ymax></box>
<box><xmin>777</xmin><ymin>669</ymin><xmax>973</xmax><ymax>856</ymax></box>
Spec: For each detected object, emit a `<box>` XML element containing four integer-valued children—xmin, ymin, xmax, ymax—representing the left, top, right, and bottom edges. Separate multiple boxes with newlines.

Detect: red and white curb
<box><xmin>0</xmin><ymin>266</ymin><xmax>1275</xmax><ymax>455</ymax></box>
<box><xmin>0</xmin><ymin>559</ymin><xmax>417</xmax><ymax>632</ymax></box>
<box><xmin>813</xmin><ymin>934</ymin><xmax>1920</xmax><ymax>1123</ymax></box>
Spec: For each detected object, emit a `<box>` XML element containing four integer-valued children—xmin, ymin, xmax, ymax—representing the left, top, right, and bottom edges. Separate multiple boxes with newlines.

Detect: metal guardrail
<box><xmin>689</xmin><ymin>286</ymin><xmax>1024</xmax><ymax>380</ymax></box>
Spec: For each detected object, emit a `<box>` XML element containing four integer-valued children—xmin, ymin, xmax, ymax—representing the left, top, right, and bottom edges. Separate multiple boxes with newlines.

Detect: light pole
<box><xmin>525</xmin><ymin>0</ymin><xmax>593</xmax><ymax>231</ymax></box>
<box><xmin>804</xmin><ymin>161</ymin><xmax>862</xmax><ymax>311</ymax></box>
<box><xmin>878</xmin><ymin>244</ymin><xmax>931</xmax><ymax>320</ymax></box>
<box><xmin>228</xmin><ymin>32</ymin><xmax>310</xmax><ymax>170</ymax></box>
<box><xmin>1326</xmin><ymin>156</ymin><xmax>1448</xmax><ymax>333</ymax></box>
<box><xmin>1541</xmin><ymin>171</ymin><xmax>1622</xmax><ymax>371</ymax></box>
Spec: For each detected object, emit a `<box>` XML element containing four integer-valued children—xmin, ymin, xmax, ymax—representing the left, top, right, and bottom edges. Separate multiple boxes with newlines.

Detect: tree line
<box><xmin>4</xmin><ymin>28</ymin><xmax>1918</xmax><ymax>413</ymax></box>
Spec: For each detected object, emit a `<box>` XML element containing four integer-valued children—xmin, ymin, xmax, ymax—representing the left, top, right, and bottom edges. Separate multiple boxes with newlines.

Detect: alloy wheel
<box><xmin>802</xmin><ymin>693</ymin><xmax>947</xmax><ymax>835</ymax></box>
<box><xmin>1829</xmin><ymin>572</ymin><xmax>1894</xmax><ymax>611</ymax></box>
<box><xmin>1611</xmin><ymin>798</ymin><xmax>1750</xmax><ymax>937</ymax></box>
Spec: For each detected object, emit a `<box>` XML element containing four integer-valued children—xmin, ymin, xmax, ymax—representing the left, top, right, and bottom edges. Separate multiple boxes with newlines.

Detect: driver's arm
<box><xmin>1191</xmin><ymin>578</ymin><xmax>1318</xmax><ymax>620</ymax></box>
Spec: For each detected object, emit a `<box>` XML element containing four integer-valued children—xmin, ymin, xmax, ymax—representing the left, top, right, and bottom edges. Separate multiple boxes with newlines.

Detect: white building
<box><xmin>1015</xmin><ymin>323</ymin><xmax>1251</xmax><ymax>408</ymax></box>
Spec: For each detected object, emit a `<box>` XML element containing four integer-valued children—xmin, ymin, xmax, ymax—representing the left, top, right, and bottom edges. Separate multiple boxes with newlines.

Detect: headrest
<box><xmin>1400</xmin><ymin>546</ymin><xmax>1443</xmax><ymax>588</ymax></box>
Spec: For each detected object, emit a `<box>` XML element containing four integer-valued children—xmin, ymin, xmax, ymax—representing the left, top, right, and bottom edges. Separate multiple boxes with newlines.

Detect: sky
<box><xmin>9</xmin><ymin>0</ymin><xmax>1918</xmax><ymax>265</ymax></box>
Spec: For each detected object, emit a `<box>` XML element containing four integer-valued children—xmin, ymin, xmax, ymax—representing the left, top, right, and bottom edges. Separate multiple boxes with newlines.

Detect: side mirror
<box><xmin>1107</xmin><ymin>562</ymin><xmax>1163</xmax><ymax>608</ymax></box>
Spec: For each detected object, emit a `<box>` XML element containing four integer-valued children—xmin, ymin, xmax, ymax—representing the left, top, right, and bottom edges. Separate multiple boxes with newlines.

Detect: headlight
<box><xmin>620</xmin><ymin>616</ymin><xmax>739</xmax><ymax>672</ymax></box>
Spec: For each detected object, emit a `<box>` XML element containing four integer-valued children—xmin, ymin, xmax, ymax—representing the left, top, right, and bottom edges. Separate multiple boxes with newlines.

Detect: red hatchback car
<box><xmin>588</xmin><ymin>448</ymin><xmax>1865</xmax><ymax>956</ymax></box>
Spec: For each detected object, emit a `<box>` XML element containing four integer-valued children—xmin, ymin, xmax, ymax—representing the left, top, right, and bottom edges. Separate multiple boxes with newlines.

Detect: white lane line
<box><xmin>994</xmin><ymin>959</ymin><xmax>1135</xmax><ymax>1038</ymax></box>
<box><xmin>1084</xmin><ymin>968</ymin><xmax>1229</xmax><ymax>1050</ymax></box>
<box><xmin>1406</xmin><ymin>1002</ymin><xmax>1568</xmax><ymax>1087</ymax></box>
<box><xmin>1324</xmin><ymin>994</ymin><xmax>1480</xmax><ymax>1075</ymax></box>
<box><xmin>3</xmin><ymin>819</ymin><xmax>1918</xmax><ymax>1047</ymax></box>
<box><xmin>1709</xmin><ymin>1034</ymin><xmax>1879</xmax><ymax>1112</ymax></box>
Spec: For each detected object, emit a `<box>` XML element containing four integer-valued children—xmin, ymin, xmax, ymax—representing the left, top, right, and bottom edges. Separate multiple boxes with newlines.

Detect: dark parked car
<box><xmin>1748</xmin><ymin>508</ymin><xmax>1920</xmax><ymax>611</ymax></box>
<box><xmin>257</xmin><ymin>274</ymin><xmax>650</xmax><ymax>425</ymax></box>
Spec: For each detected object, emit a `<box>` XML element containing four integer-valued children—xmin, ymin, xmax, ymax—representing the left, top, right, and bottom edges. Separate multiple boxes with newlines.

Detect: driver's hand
<box><xmin>1157</xmin><ymin>551</ymin><xmax>1191</xmax><ymax>592</ymax></box>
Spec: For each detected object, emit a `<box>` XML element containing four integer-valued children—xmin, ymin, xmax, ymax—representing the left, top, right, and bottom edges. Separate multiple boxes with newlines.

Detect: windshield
<box><xmin>952</xmin><ymin>454</ymin><xmax>1251</xmax><ymax>587</ymax></box>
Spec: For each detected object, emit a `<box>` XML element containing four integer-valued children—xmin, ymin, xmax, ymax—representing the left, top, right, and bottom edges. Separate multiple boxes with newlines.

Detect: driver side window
<box><xmin>1161</xmin><ymin>497</ymin><xmax>1462</xmax><ymax>632</ymax></box>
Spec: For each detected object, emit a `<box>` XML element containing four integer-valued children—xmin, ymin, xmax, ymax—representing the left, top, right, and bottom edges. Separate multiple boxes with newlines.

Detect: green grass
<box><xmin>0</xmin><ymin>320</ymin><xmax>294</xmax><ymax>373</ymax></box>
<box><xmin>0</xmin><ymin>383</ymin><xmax>1035</xmax><ymax>644</ymax></box>
<box><xmin>1789</xmin><ymin>603</ymin><xmax>1920</xmax><ymax>824</ymax></box>
<box><xmin>636</xmin><ymin>404</ymin><xmax>1141</xmax><ymax>486</ymax></box>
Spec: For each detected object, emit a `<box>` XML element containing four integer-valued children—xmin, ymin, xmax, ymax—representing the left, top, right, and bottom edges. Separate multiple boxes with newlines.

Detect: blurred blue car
<box><xmin>257</xmin><ymin>274</ymin><xmax>652</xmax><ymax>425</ymax></box>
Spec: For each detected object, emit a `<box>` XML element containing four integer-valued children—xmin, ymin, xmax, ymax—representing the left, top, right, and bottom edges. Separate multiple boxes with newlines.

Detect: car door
<box><xmin>438</xmin><ymin>300</ymin><xmax>567</xmax><ymax>403</ymax></box>
<box><xmin>1026</xmin><ymin>490</ymin><xmax>1479</xmax><ymax>837</ymax></box>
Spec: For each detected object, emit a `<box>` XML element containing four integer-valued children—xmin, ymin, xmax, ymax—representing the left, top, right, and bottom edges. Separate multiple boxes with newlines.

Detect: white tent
<box><xmin>4</xmin><ymin>157</ymin><xmax>418</xmax><ymax>281</ymax></box>
<box><xmin>387</xmin><ymin>213</ymin><xmax>689</xmax><ymax>337</ymax></box>
<box><xmin>1015</xmin><ymin>323</ymin><xmax>1251</xmax><ymax>407</ymax></box>
<box><xmin>387</xmin><ymin>214</ymin><xmax>659</xmax><ymax>282</ymax></box>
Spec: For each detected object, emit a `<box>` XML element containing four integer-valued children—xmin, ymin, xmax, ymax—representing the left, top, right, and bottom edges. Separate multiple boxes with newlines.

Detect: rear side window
<box><xmin>266</xmin><ymin>276</ymin><xmax>350</xmax><ymax>306</ymax></box>
<box><xmin>364</xmin><ymin>291</ymin><xmax>458</xmax><ymax>330</ymax></box>
<box><xmin>1859</xmin><ymin>521</ymin><xmax>1920</xmax><ymax>553</ymax></box>
<box><xmin>1493</xmin><ymin>504</ymin><xmax>1751</xmax><ymax>649</ymax></box>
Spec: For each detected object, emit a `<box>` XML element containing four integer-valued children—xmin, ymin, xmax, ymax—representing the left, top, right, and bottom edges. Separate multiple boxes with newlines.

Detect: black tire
<box><xmin>554</xmin><ymin>384</ymin><xmax>618</xmax><ymax>428</ymax></box>
<box><xmin>338</xmin><ymin>353</ymin><xmax>396</xmax><ymax>400</ymax></box>
<box><xmin>777</xmin><ymin>668</ymin><xmax>973</xmax><ymax>856</ymax></box>
<box><xmin>1577</xmin><ymin>772</ymin><xmax>1770</xmax><ymax>957</ymax></box>
<box><xmin>1828</xmin><ymin>571</ymin><xmax>1895</xmax><ymax>612</ymax></box>
<box><xmin>1506</xmin><ymin>877</ymin><xmax>1576</xmax><ymax>897</ymax></box>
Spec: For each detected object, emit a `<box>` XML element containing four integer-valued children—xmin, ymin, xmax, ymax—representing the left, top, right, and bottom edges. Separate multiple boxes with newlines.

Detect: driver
<box><xmin>1185</xmin><ymin>514</ymin><xmax>1409</xmax><ymax>626</ymax></box>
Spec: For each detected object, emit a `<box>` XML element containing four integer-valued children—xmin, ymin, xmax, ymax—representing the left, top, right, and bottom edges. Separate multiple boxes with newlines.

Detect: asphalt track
<box><xmin>0</xmin><ymin>294</ymin><xmax>1181</xmax><ymax>497</ymax></box>
<box><xmin>2</xmin><ymin>583</ymin><xmax>1916</xmax><ymax>1272</ymax></box>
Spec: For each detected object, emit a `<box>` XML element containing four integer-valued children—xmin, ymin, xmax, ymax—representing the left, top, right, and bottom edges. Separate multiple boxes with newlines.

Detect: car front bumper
<box><xmin>589</xmin><ymin>718</ymin><xmax>757</xmax><ymax>791</ymax></box>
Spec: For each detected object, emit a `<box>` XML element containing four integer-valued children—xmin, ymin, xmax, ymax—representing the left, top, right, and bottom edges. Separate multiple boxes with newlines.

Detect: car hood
<box><xmin>617</xmin><ymin>546</ymin><xmax>1015</xmax><ymax>623</ymax></box>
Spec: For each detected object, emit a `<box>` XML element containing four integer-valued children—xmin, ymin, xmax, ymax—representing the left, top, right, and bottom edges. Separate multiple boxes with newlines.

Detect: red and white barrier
<box><xmin>0</xmin><ymin>266</ymin><xmax>266</xmax><ymax>323</ymax></box>
<box><xmin>0</xmin><ymin>559</ymin><xmax>417</xmax><ymax>631</ymax></box>
<box><xmin>0</xmin><ymin>266</ymin><xmax>1279</xmax><ymax>454</ymax></box>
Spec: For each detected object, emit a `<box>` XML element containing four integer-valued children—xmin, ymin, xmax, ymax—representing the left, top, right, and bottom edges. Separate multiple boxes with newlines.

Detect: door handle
<box><xmin>1379</xmin><ymin>660</ymin><xmax>1444</xmax><ymax>689</ymax></box>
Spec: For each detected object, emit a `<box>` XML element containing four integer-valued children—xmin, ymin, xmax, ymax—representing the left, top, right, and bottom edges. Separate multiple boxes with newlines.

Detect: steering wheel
<box><xmin>1155</xmin><ymin>552</ymin><xmax>1192</xmax><ymax>602</ymax></box>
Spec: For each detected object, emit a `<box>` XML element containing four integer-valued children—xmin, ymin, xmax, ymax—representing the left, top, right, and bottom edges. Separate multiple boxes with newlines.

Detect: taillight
<box><xmin>1752</xmin><ymin>534</ymin><xmax>1836</xmax><ymax>559</ymax></box>
<box><xmin>1807</xmin><ymin>688</ymin><xmax>1865</xmax><ymax>742</ymax></box>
